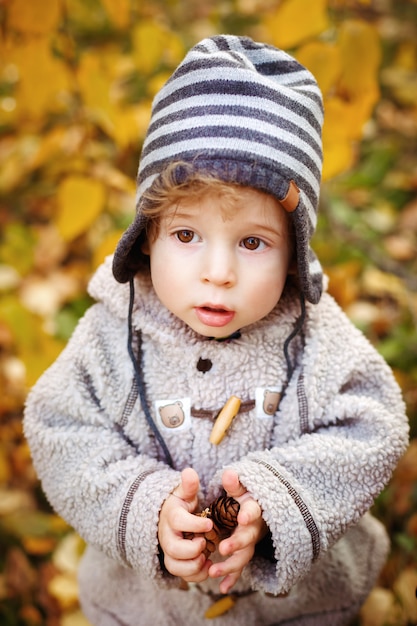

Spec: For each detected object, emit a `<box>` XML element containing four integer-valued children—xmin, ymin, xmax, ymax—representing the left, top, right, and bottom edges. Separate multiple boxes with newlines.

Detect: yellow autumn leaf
<box><xmin>56</xmin><ymin>176</ymin><xmax>105</xmax><ymax>241</ymax></box>
<box><xmin>359</xmin><ymin>587</ymin><xmax>406</xmax><ymax>626</ymax></box>
<box><xmin>100</xmin><ymin>0</ymin><xmax>130</xmax><ymax>29</ymax></box>
<box><xmin>296</xmin><ymin>41</ymin><xmax>341</xmax><ymax>97</ymax></box>
<box><xmin>23</xmin><ymin>535</ymin><xmax>57</xmax><ymax>556</ymax></box>
<box><xmin>48</xmin><ymin>573</ymin><xmax>80</xmax><ymax>610</ymax></box>
<box><xmin>323</xmin><ymin>97</ymin><xmax>363</xmax><ymax>141</ymax></box>
<box><xmin>265</xmin><ymin>0</ymin><xmax>329</xmax><ymax>49</ymax></box>
<box><xmin>321</xmin><ymin>90</ymin><xmax>380</xmax><ymax>180</ymax></box>
<box><xmin>92</xmin><ymin>230</ymin><xmax>125</xmax><ymax>269</ymax></box>
<box><xmin>0</xmin><ymin>54</ymin><xmax>18</xmax><ymax>127</ymax></box>
<box><xmin>205</xmin><ymin>595</ymin><xmax>236</xmax><ymax>619</ymax></box>
<box><xmin>131</xmin><ymin>21</ymin><xmax>165</xmax><ymax>74</ymax></box>
<box><xmin>132</xmin><ymin>21</ymin><xmax>184</xmax><ymax>75</ymax></box>
<box><xmin>147</xmin><ymin>71</ymin><xmax>173</xmax><ymax>98</ymax></box>
<box><xmin>322</xmin><ymin>138</ymin><xmax>354</xmax><ymax>181</ymax></box>
<box><xmin>77</xmin><ymin>49</ymin><xmax>135</xmax><ymax>141</ymax></box>
<box><xmin>61</xmin><ymin>610</ymin><xmax>93</xmax><ymax>626</ymax></box>
<box><xmin>393</xmin><ymin>568</ymin><xmax>417</xmax><ymax>622</ymax></box>
<box><xmin>108</xmin><ymin>105</ymin><xmax>142</xmax><ymax>148</ymax></box>
<box><xmin>77</xmin><ymin>52</ymin><xmax>114</xmax><ymax>133</ymax></box>
<box><xmin>0</xmin><ymin>294</ymin><xmax>65</xmax><ymax>385</ymax></box>
<box><xmin>395</xmin><ymin>41</ymin><xmax>417</xmax><ymax>72</ymax></box>
<box><xmin>24</xmin><ymin>331</ymin><xmax>66</xmax><ymax>386</ymax></box>
<box><xmin>338</xmin><ymin>20</ymin><xmax>381</xmax><ymax>98</ymax></box>
<box><xmin>91</xmin><ymin>162</ymin><xmax>136</xmax><ymax>195</ymax></box>
<box><xmin>53</xmin><ymin>533</ymin><xmax>85</xmax><ymax>575</ymax></box>
<box><xmin>322</xmin><ymin>98</ymin><xmax>356</xmax><ymax>179</ymax></box>
<box><xmin>362</xmin><ymin>267</ymin><xmax>409</xmax><ymax>306</ymax></box>
<box><xmin>7</xmin><ymin>0</ymin><xmax>61</xmax><ymax>35</ymax></box>
<box><xmin>30</xmin><ymin>126</ymin><xmax>72</xmax><ymax>172</ymax></box>
<box><xmin>77</xmin><ymin>48</ymin><xmax>151</xmax><ymax>145</ymax></box>
<box><xmin>5</xmin><ymin>37</ymin><xmax>70</xmax><ymax>118</ymax></box>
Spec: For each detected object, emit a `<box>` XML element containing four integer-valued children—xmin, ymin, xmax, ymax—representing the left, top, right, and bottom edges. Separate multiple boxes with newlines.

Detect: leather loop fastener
<box><xmin>279</xmin><ymin>180</ymin><xmax>300</xmax><ymax>213</ymax></box>
<box><xmin>191</xmin><ymin>399</ymin><xmax>255</xmax><ymax>419</ymax></box>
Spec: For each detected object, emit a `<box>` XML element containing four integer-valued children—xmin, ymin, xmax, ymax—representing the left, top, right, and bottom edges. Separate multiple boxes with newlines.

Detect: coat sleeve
<box><xmin>24</xmin><ymin>303</ymin><xmax>182</xmax><ymax>583</ymax></box>
<box><xmin>226</xmin><ymin>295</ymin><xmax>409</xmax><ymax>595</ymax></box>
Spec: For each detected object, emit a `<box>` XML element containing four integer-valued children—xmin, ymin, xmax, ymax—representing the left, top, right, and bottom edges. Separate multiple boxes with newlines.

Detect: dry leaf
<box><xmin>48</xmin><ymin>573</ymin><xmax>80</xmax><ymax>610</ymax></box>
<box><xmin>7</xmin><ymin>0</ymin><xmax>61</xmax><ymax>35</ymax></box>
<box><xmin>100</xmin><ymin>0</ymin><xmax>131</xmax><ymax>29</ymax></box>
<box><xmin>132</xmin><ymin>21</ymin><xmax>184</xmax><ymax>74</ymax></box>
<box><xmin>56</xmin><ymin>176</ymin><xmax>105</xmax><ymax>241</ymax></box>
<box><xmin>338</xmin><ymin>21</ymin><xmax>381</xmax><ymax>98</ymax></box>
<box><xmin>265</xmin><ymin>0</ymin><xmax>329</xmax><ymax>49</ymax></box>
<box><xmin>393</xmin><ymin>568</ymin><xmax>417</xmax><ymax>622</ymax></box>
<box><xmin>61</xmin><ymin>609</ymin><xmax>93</xmax><ymax>626</ymax></box>
<box><xmin>53</xmin><ymin>533</ymin><xmax>85</xmax><ymax>576</ymax></box>
<box><xmin>92</xmin><ymin>230</ymin><xmax>125</xmax><ymax>269</ymax></box>
<box><xmin>297</xmin><ymin>41</ymin><xmax>341</xmax><ymax>96</ymax></box>
<box><xmin>359</xmin><ymin>587</ymin><xmax>406</xmax><ymax>626</ymax></box>
<box><xmin>23</xmin><ymin>536</ymin><xmax>57</xmax><ymax>556</ymax></box>
<box><xmin>5</xmin><ymin>37</ymin><xmax>70</xmax><ymax>118</ymax></box>
<box><xmin>4</xmin><ymin>547</ymin><xmax>37</xmax><ymax>597</ymax></box>
<box><xmin>0</xmin><ymin>488</ymin><xmax>34</xmax><ymax>515</ymax></box>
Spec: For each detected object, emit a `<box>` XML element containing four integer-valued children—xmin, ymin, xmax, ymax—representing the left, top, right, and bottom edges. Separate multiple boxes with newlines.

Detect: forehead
<box><xmin>165</xmin><ymin>185</ymin><xmax>288</xmax><ymax>224</ymax></box>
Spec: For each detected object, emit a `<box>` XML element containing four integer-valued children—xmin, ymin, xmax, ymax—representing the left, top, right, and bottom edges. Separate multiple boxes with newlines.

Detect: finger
<box><xmin>164</xmin><ymin>551</ymin><xmax>208</xmax><ymax>579</ymax></box>
<box><xmin>219</xmin><ymin>571</ymin><xmax>241</xmax><ymax>594</ymax></box>
<box><xmin>218</xmin><ymin>522</ymin><xmax>258</xmax><ymax>556</ymax></box>
<box><xmin>237</xmin><ymin>497</ymin><xmax>262</xmax><ymax>526</ymax></box>
<box><xmin>169</xmin><ymin>505</ymin><xmax>212</xmax><ymax>534</ymax></box>
<box><xmin>173</xmin><ymin>467</ymin><xmax>200</xmax><ymax>503</ymax></box>
<box><xmin>164</xmin><ymin>533</ymin><xmax>207</xmax><ymax>560</ymax></box>
<box><xmin>182</xmin><ymin>558</ymin><xmax>212</xmax><ymax>583</ymax></box>
<box><xmin>221</xmin><ymin>469</ymin><xmax>245</xmax><ymax>498</ymax></box>
<box><xmin>208</xmin><ymin>546</ymin><xmax>253</xmax><ymax>584</ymax></box>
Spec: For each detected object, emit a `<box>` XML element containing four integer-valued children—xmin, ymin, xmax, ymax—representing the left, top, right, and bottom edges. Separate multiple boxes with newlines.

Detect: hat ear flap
<box><xmin>112</xmin><ymin>216</ymin><xmax>148</xmax><ymax>282</ymax></box>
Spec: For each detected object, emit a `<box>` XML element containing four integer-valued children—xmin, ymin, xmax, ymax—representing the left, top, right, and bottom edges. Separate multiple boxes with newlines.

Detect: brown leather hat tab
<box><xmin>280</xmin><ymin>180</ymin><xmax>300</xmax><ymax>213</ymax></box>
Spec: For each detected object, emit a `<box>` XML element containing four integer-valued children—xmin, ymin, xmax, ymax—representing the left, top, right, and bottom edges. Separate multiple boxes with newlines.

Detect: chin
<box><xmin>200</xmin><ymin>326</ymin><xmax>239</xmax><ymax>340</ymax></box>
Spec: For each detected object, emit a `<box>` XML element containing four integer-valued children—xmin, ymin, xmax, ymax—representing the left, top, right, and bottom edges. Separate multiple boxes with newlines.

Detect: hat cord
<box><xmin>283</xmin><ymin>292</ymin><xmax>306</xmax><ymax>381</ymax></box>
<box><xmin>127</xmin><ymin>278</ymin><xmax>174</xmax><ymax>468</ymax></box>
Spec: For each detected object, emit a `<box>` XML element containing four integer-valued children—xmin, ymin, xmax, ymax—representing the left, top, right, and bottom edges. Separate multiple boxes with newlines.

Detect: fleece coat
<box><xmin>24</xmin><ymin>257</ymin><xmax>408</xmax><ymax>626</ymax></box>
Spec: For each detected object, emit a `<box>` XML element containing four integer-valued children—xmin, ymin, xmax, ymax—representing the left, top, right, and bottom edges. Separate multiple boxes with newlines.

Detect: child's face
<box><xmin>145</xmin><ymin>187</ymin><xmax>292</xmax><ymax>338</ymax></box>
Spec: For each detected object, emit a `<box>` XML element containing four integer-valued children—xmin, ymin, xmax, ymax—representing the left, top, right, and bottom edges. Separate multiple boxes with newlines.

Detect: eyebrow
<box><xmin>163</xmin><ymin>209</ymin><xmax>288</xmax><ymax>238</ymax></box>
<box><xmin>161</xmin><ymin>209</ymin><xmax>194</xmax><ymax>224</ymax></box>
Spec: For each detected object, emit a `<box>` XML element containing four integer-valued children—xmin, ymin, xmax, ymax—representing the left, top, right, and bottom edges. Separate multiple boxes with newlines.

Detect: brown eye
<box><xmin>176</xmin><ymin>230</ymin><xmax>195</xmax><ymax>243</ymax></box>
<box><xmin>242</xmin><ymin>236</ymin><xmax>261</xmax><ymax>250</ymax></box>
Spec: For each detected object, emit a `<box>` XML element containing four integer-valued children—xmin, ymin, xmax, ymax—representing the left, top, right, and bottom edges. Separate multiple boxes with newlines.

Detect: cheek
<box><xmin>149</xmin><ymin>243</ymin><xmax>186</xmax><ymax>304</ymax></box>
<box><xmin>249</xmin><ymin>259</ymin><xmax>288</xmax><ymax>311</ymax></box>
<box><xmin>254</xmin><ymin>280</ymin><xmax>284</xmax><ymax>312</ymax></box>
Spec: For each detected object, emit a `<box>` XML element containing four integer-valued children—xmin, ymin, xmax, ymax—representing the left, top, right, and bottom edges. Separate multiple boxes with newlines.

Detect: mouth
<box><xmin>194</xmin><ymin>304</ymin><xmax>236</xmax><ymax>328</ymax></box>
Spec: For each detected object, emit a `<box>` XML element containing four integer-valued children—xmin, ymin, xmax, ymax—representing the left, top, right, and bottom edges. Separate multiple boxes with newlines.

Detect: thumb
<box><xmin>174</xmin><ymin>467</ymin><xmax>200</xmax><ymax>503</ymax></box>
<box><xmin>222</xmin><ymin>469</ymin><xmax>246</xmax><ymax>499</ymax></box>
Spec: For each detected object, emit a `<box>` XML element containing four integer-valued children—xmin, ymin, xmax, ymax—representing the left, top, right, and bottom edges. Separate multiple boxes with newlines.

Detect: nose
<box><xmin>200</xmin><ymin>244</ymin><xmax>236</xmax><ymax>287</ymax></box>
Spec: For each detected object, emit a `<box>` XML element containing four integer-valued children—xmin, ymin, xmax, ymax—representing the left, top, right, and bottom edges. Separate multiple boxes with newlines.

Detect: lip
<box><xmin>194</xmin><ymin>304</ymin><xmax>235</xmax><ymax>328</ymax></box>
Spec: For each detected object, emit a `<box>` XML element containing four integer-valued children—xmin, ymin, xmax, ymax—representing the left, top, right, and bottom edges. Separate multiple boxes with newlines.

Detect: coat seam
<box><xmin>297</xmin><ymin>370</ymin><xmax>309</xmax><ymax>434</ymax></box>
<box><xmin>117</xmin><ymin>469</ymin><xmax>155</xmax><ymax>564</ymax></box>
<box><xmin>119</xmin><ymin>377</ymin><xmax>139</xmax><ymax>428</ymax></box>
<box><xmin>253</xmin><ymin>458</ymin><xmax>320</xmax><ymax>561</ymax></box>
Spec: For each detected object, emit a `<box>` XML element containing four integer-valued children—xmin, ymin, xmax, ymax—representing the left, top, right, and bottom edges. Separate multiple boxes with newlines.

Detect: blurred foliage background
<box><xmin>0</xmin><ymin>0</ymin><xmax>416</xmax><ymax>624</ymax></box>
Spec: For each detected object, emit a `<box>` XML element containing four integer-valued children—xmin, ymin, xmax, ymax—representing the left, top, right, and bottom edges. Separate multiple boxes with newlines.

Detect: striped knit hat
<box><xmin>113</xmin><ymin>35</ymin><xmax>324</xmax><ymax>304</ymax></box>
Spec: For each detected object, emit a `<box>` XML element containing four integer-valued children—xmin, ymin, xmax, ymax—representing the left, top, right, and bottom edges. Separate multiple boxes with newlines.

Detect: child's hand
<box><xmin>158</xmin><ymin>467</ymin><xmax>214</xmax><ymax>582</ymax></box>
<box><xmin>209</xmin><ymin>469</ymin><xmax>268</xmax><ymax>594</ymax></box>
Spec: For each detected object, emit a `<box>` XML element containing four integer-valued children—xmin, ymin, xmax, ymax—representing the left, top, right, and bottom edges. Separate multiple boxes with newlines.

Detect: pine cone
<box><xmin>184</xmin><ymin>495</ymin><xmax>240</xmax><ymax>558</ymax></box>
<box><xmin>208</xmin><ymin>495</ymin><xmax>240</xmax><ymax>539</ymax></box>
